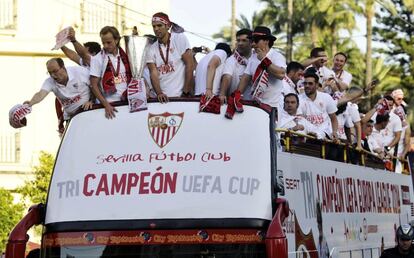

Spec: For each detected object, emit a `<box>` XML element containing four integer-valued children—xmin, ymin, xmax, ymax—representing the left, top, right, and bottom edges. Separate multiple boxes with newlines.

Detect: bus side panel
<box><xmin>277</xmin><ymin>152</ymin><xmax>414</xmax><ymax>258</ymax></box>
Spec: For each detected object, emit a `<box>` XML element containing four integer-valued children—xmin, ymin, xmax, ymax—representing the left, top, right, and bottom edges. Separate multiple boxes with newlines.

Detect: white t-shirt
<box><xmin>194</xmin><ymin>49</ymin><xmax>228</xmax><ymax>95</ymax></box>
<box><xmin>244</xmin><ymin>49</ymin><xmax>287</xmax><ymax>107</ymax></box>
<box><xmin>306</xmin><ymin>65</ymin><xmax>335</xmax><ymax>85</ymax></box>
<box><xmin>371</xmin><ymin>111</ymin><xmax>402</xmax><ymax>147</ymax></box>
<box><xmin>346</xmin><ymin>102</ymin><xmax>361</xmax><ymax>144</ymax></box>
<box><xmin>281</xmin><ymin>76</ymin><xmax>298</xmax><ymax>96</ymax></box>
<box><xmin>277</xmin><ymin>109</ymin><xmax>325</xmax><ymax>139</ymax></box>
<box><xmin>335</xmin><ymin>69</ymin><xmax>352</xmax><ymax>86</ymax></box>
<box><xmin>90</xmin><ymin>49</ymin><xmax>128</xmax><ymax>102</ymax></box>
<box><xmin>146</xmin><ymin>32</ymin><xmax>191</xmax><ymax>97</ymax></box>
<box><xmin>298</xmin><ymin>91</ymin><xmax>338</xmax><ymax>136</ymax></box>
<box><xmin>222</xmin><ymin>51</ymin><xmax>255</xmax><ymax>100</ymax></box>
<box><xmin>368</xmin><ymin>127</ymin><xmax>384</xmax><ymax>153</ymax></box>
<box><xmin>41</xmin><ymin>66</ymin><xmax>90</xmax><ymax>120</ymax></box>
<box><xmin>337</xmin><ymin>110</ymin><xmax>354</xmax><ymax>140</ymax></box>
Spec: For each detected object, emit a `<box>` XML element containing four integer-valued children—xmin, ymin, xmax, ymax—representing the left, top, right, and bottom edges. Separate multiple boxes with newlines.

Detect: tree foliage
<box><xmin>213</xmin><ymin>0</ymin><xmax>414</xmax><ymax>126</ymax></box>
<box><xmin>19</xmin><ymin>152</ymin><xmax>55</xmax><ymax>204</ymax></box>
<box><xmin>0</xmin><ymin>188</ymin><xmax>24</xmax><ymax>252</ymax></box>
<box><xmin>374</xmin><ymin>0</ymin><xmax>414</xmax><ymax>123</ymax></box>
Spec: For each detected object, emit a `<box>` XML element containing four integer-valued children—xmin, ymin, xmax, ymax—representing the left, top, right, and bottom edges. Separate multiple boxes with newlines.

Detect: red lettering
<box><xmin>139</xmin><ymin>172</ymin><xmax>151</xmax><ymax>194</ymax></box>
<box><xmin>127</xmin><ymin>173</ymin><xmax>139</xmax><ymax>194</ymax></box>
<box><xmin>83</xmin><ymin>174</ymin><xmax>95</xmax><ymax>196</ymax></box>
<box><xmin>162</xmin><ymin>172</ymin><xmax>177</xmax><ymax>193</ymax></box>
<box><xmin>150</xmin><ymin>173</ymin><xmax>163</xmax><ymax>194</ymax></box>
<box><xmin>95</xmin><ymin>174</ymin><xmax>109</xmax><ymax>196</ymax></box>
<box><xmin>111</xmin><ymin>174</ymin><xmax>126</xmax><ymax>195</ymax></box>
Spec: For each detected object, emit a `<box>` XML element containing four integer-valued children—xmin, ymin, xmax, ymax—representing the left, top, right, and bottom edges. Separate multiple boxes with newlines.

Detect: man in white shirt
<box><xmin>226</xmin><ymin>26</ymin><xmax>286</xmax><ymax>118</ymax></box>
<box><xmin>368</xmin><ymin>96</ymin><xmax>402</xmax><ymax>156</ymax></box>
<box><xmin>282</xmin><ymin>61</ymin><xmax>305</xmax><ymax>96</ymax></box>
<box><xmin>302</xmin><ymin>47</ymin><xmax>335</xmax><ymax>87</ymax></box>
<box><xmin>147</xmin><ymin>12</ymin><xmax>194</xmax><ymax>103</ymax></box>
<box><xmin>61</xmin><ymin>26</ymin><xmax>101</xmax><ymax>68</ymax></box>
<box><xmin>277</xmin><ymin>93</ymin><xmax>324</xmax><ymax>139</ymax></box>
<box><xmin>298</xmin><ymin>72</ymin><xmax>338</xmax><ymax>139</ymax></box>
<box><xmin>392</xmin><ymin>89</ymin><xmax>410</xmax><ymax>159</ymax></box>
<box><xmin>90</xmin><ymin>26</ymin><xmax>132</xmax><ymax>119</ymax></box>
<box><xmin>24</xmin><ymin>58</ymin><xmax>92</xmax><ymax>121</ymax></box>
<box><xmin>368</xmin><ymin>114</ymin><xmax>390</xmax><ymax>159</ymax></box>
<box><xmin>219</xmin><ymin>29</ymin><xmax>254</xmax><ymax>104</ymax></box>
<box><xmin>195</xmin><ymin>43</ymin><xmax>231</xmax><ymax>100</ymax></box>
<box><xmin>332</xmin><ymin>52</ymin><xmax>352</xmax><ymax>91</ymax></box>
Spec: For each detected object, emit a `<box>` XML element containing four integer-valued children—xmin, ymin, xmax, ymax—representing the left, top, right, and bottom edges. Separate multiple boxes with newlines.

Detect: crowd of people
<box><xmin>17</xmin><ymin>12</ymin><xmax>411</xmax><ymax>170</ymax></box>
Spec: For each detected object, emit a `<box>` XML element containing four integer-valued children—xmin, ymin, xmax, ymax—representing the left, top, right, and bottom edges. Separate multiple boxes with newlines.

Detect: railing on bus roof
<box><xmin>276</xmin><ymin>128</ymin><xmax>411</xmax><ymax>175</ymax></box>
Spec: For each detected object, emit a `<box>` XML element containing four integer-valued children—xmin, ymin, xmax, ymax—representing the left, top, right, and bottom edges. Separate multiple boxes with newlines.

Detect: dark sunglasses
<box><xmin>250</xmin><ymin>37</ymin><xmax>265</xmax><ymax>43</ymax></box>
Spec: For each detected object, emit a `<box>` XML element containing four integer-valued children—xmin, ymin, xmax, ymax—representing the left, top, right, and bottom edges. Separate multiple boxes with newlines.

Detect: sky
<box><xmin>169</xmin><ymin>0</ymin><xmax>369</xmax><ymax>55</ymax></box>
<box><xmin>170</xmin><ymin>0</ymin><xmax>264</xmax><ymax>50</ymax></box>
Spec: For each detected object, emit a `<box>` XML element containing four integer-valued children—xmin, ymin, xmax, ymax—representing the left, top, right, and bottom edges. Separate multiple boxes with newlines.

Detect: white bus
<box><xmin>6</xmin><ymin>100</ymin><xmax>413</xmax><ymax>258</ymax></box>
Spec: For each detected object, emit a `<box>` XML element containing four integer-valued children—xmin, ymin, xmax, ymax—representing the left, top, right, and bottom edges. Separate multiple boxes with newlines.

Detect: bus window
<box><xmin>372</xmin><ymin>248</ymin><xmax>380</xmax><ymax>258</ymax></box>
<box><xmin>351</xmin><ymin>250</ymin><xmax>363</xmax><ymax>258</ymax></box>
<box><xmin>339</xmin><ymin>251</ymin><xmax>351</xmax><ymax>258</ymax></box>
<box><xmin>363</xmin><ymin>248</ymin><xmax>372</xmax><ymax>258</ymax></box>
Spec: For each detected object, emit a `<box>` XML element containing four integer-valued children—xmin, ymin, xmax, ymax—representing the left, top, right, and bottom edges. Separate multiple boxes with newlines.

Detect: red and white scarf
<box><xmin>251</xmin><ymin>64</ymin><xmax>269</xmax><ymax>103</ymax></box>
<box><xmin>101</xmin><ymin>47</ymin><xmax>132</xmax><ymax>100</ymax></box>
<box><xmin>283</xmin><ymin>75</ymin><xmax>297</xmax><ymax>94</ymax></box>
<box><xmin>233</xmin><ymin>50</ymin><xmax>247</xmax><ymax>66</ymax></box>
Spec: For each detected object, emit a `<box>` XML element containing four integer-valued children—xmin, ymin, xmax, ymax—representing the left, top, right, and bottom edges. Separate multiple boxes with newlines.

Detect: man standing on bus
<box><xmin>147</xmin><ymin>12</ymin><xmax>194</xmax><ymax>103</ymax></box>
<box><xmin>225</xmin><ymin>26</ymin><xmax>286</xmax><ymax>119</ymax></box>
<box><xmin>298</xmin><ymin>72</ymin><xmax>338</xmax><ymax>140</ymax></box>
<box><xmin>380</xmin><ymin>224</ymin><xmax>414</xmax><ymax>258</ymax></box>
<box><xmin>24</xmin><ymin>58</ymin><xmax>92</xmax><ymax>122</ymax></box>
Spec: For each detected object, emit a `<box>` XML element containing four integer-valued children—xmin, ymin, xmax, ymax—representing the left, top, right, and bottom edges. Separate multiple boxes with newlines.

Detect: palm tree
<box><xmin>364</xmin><ymin>0</ymin><xmax>374</xmax><ymax>92</ymax></box>
<box><xmin>212</xmin><ymin>13</ymin><xmax>260</xmax><ymax>43</ymax></box>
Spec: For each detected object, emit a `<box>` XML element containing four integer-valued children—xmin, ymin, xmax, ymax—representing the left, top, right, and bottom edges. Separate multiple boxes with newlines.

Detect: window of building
<box><xmin>0</xmin><ymin>0</ymin><xmax>17</xmax><ymax>31</ymax></box>
<box><xmin>80</xmin><ymin>0</ymin><xmax>117</xmax><ymax>34</ymax></box>
<box><xmin>0</xmin><ymin>131</ymin><xmax>21</xmax><ymax>163</ymax></box>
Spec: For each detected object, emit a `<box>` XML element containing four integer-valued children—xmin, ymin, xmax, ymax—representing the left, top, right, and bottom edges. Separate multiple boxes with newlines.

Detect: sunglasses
<box><xmin>251</xmin><ymin>37</ymin><xmax>265</xmax><ymax>43</ymax></box>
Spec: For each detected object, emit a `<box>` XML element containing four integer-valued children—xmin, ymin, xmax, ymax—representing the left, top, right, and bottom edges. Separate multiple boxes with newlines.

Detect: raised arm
<box><xmin>67</xmin><ymin>27</ymin><xmax>92</xmax><ymax>66</ymax></box>
<box><xmin>61</xmin><ymin>46</ymin><xmax>81</xmax><ymax>65</ymax></box>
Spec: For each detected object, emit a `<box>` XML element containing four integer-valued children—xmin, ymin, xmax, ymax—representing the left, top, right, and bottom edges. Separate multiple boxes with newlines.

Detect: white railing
<box><xmin>81</xmin><ymin>0</ymin><xmax>116</xmax><ymax>34</ymax></box>
<box><xmin>0</xmin><ymin>131</ymin><xmax>20</xmax><ymax>163</ymax></box>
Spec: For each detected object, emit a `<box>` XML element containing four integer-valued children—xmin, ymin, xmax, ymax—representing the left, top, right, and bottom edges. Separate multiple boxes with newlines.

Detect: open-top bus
<box><xmin>5</xmin><ymin>99</ymin><xmax>413</xmax><ymax>258</ymax></box>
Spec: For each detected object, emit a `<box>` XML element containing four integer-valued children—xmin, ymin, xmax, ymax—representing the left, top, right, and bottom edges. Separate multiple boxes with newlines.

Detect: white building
<box><xmin>0</xmin><ymin>0</ymin><xmax>170</xmax><ymax>191</ymax></box>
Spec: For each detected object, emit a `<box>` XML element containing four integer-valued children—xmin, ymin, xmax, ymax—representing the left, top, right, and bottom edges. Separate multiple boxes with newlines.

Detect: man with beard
<box><xmin>225</xmin><ymin>26</ymin><xmax>286</xmax><ymax>118</ymax></box>
<box><xmin>89</xmin><ymin>26</ymin><xmax>132</xmax><ymax>119</ymax></box>
<box><xmin>219</xmin><ymin>28</ymin><xmax>254</xmax><ymax>104</ymax></box>
<box><xmin>298</xmin><ymin>72</ymin><xmax>338</xmax><ymax>139</ymax></box>
<box><xmin>146</xmin><ymin>12</ymin><xmax>194</xmax><ymax>103</ymax></box>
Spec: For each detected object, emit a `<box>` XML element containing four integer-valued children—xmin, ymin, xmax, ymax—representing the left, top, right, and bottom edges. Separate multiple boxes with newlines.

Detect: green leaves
<box><xmin>0</xmin><ymin>188</ymin><xmax>24</xmax><ymax>251</ymax></box>
<box><xmin>18</xmin><ymin>152</ymin><xmax>54</xmax><ymax>204</ymax></box>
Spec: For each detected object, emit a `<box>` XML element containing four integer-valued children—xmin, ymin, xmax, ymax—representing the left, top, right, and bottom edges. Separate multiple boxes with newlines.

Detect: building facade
<box><xmin>0</xmin><ymin>0</ymin><xmax>170</xmax><ymax>191</ymax></box>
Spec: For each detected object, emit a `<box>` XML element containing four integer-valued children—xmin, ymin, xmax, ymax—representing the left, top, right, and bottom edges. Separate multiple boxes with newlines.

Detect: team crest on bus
<box><xmin>148</xmin><ymin>112</ymin><xmax>184</xmax><ymax>148</ymax></box>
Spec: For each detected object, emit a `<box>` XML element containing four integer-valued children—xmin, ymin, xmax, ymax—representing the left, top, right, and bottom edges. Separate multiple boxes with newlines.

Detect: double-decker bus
<box><xmin>5</xmin><ymin>99</ymin><xmax>413</xmax><ymax>258</ymax></box>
